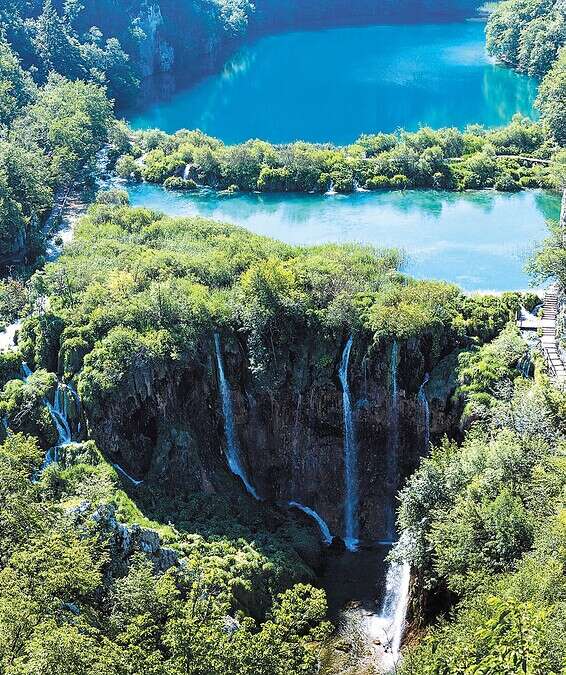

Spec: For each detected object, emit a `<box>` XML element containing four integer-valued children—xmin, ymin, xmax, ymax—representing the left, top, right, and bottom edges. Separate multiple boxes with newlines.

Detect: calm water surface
<box><xmin>125</xmin><ymin>184</ymin><xmax>561</xmax><ymax>291</ymax></box>
<box><xmin>128</xmin><ymin>22</ymin><xmax>538</xmax><ymax>144</ymax></box>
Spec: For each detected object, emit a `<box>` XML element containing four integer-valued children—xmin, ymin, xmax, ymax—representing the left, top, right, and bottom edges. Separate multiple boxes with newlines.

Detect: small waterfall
<box><xmin>288</xmin><ymin>501</ymin><xmax>333</xmax><ymax>544</ymax></box>
<box><xmin>183</xmin><ymin>164</ymin><xmax>191</xmax><ymax>181</ymax></box>
<box><xmin>339</xmin><ymin>336</ymin><xmax>358</xmax><ymax>551</ymax></box>
<box><xmin>368</xmin><ymin>558</ymin><xmax>411</xmax><ymax>670</ymax></box>
<box><xmin>113</xmin><ymin>463</ymin><xmax>143</xmax><ymax>486</ymax></box>
<box><xmin>517</xmin><ymin>353</ymin><xmax>532</xmax><ymax>378</ymax></box>
<box><xmin>385</xmin><ymin>342</ymin><xmax>400</xmax><ymax>541</ymax></box>
<box><xmin>0</xmin><ymin>320</ymin><xmax>22</xmax><ymax>353</ymax></box>
<box><xmin>213</xmin><ymin>334</ymin><xmax>259</xmax><ymax>500</ymax></box>
<box><xmin>418</xmin><ymin>373</ymin><xmax>430</xmax><ymax>453</ymax></box>
<box><xmin>325</xmin><ymin>180</ymin><xmax>337</xmax><ymax>196</ymax></box>
<box><xmin>21</xmin><ymin>364</ymin><xmax>76</xmax><ymax>468</ymax></box>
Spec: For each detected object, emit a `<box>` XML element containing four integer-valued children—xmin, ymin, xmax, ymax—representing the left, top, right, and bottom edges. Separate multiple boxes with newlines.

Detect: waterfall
<box><xmin>288</xmin><ymin>501</ymin><xmax>333</xmax><ymax>544</ymax></box>
<box><xmin>367</xmin><ymin>557</ymin><xmax>411</xmax><ymax>670</ymax></box>
<box><xmin>517</xmin><ymin>353</ymin><xmax>532</xmax><ymax>378</ymax></box>
<box><xmin>0</xmin><ymin>320</ymin><xmax>22</xmax><ymax>353</ymax></box>
<box><xmin>213</xmin><ymin>334</ymin><xmax>259</xmax><ymax>500</ymax></box>
<box><xmin>325</xmin><ymin>181</ymin><xmax>337</xmax><ymax>196</ymax></box>
<box><xmin>339</xmin><ymin>335</ymin><xmax>358</xmax><ymax>551</ymax></box>
<box><xmin>385</xmin><ymin>342</ymin><xmax>400</xmax><ymax>541</ymax></box>
<box><xmin>183</xmin><ymin>164</ymin><xmax>191</xmax><ymax>181</ymax></box>
<box><xmin>418</xmin><ymin>373</ymin><xmax>430</xmax><ymax>453</ymax></box>
<box><xmin>21</xmin><ymin>364</ymin><xmax>75</xmax><ymax>468</ymax></box>
<box><xmin>113</xmin><ymin>463</ymin><xmax>144</xmax><ymax>486</ymax></box>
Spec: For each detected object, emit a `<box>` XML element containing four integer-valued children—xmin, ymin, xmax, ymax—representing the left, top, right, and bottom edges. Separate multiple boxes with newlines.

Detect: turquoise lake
<box><xmin>125</xmin><ymin>184</ymin><xmax>561</xmax><ymax>291</ymax></box>
<box><xmin>128</xmin><ymin>21</ymin><xmax>538</xmax><ymax>144</ymax></box>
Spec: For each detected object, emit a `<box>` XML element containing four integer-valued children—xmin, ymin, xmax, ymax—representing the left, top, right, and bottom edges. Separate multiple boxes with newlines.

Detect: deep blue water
<box><xmin>129</xmin><ymin>21</ymin><xmax>538</xmax><ymax>144</ymax></box>
<box><xmin>124</xmin><ymin>184</ymin><xmax>560</xmax><ymax>291</ymax></box>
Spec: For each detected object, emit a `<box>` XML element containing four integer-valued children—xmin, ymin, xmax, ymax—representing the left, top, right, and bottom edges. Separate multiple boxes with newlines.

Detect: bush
<box><xmin>163</xmin><ymin>176</ymin><xmax>198</xmax><ymax>191</ymax></box>
<box><xmin>494</xmin><ymin>173</ymin><xmax>522</xmax><ymax>192</ymax></box>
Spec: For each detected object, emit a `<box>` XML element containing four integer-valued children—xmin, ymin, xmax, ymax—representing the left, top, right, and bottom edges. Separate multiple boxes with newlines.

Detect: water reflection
<box><xmin>124</xmin><ymin>183</ymin><xmax>561</xmax><ymax>291</ymax></box>
<box><xmin>128</xmin><ymin>22</ymin><xmax>539</xmax><ymax>143</ymax></box>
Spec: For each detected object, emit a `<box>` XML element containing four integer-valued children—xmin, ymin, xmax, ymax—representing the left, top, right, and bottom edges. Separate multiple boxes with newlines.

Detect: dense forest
<box><xmin>0</xmin><ymin>0</ymin><xmax>565</xmax><ymax>673</ymax></box>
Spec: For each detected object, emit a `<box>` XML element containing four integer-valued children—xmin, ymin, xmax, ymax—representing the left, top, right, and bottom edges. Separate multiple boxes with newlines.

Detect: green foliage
<box><xmin>131</xmin><ymin>117</ymin><xmax>560</xmax><ymax>196</ymax></box>
<box><xmin>0</xmin><ymin>42</ymin><xmax>115</xmax><ymax>261</ymax></box>
<box><xmin>0</xmin><ymin>431</ymin><xmax>331</xmax><ymax>675</ymax></box>
<box><xmin>537</xmin><ymin>46</ymin><xmax>566</xmax><ymax>146</ymax></box>
<box><xmin>486</xmin><ymin>0</ymin><xmax>565</xmax><ymax>148</ymax></box>
<box><xmin>486</xmin><ymin>0</ymin><xmax>565</xmax><ymax>78</ymax></box>
<box><xmin>397</xmin><ymin>323</ymin><xmax>566</xmax><ymax>673</ymax></box>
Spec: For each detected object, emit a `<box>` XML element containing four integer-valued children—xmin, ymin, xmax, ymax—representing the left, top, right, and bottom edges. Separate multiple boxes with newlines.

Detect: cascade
<box><xmin>384</xmin><ymin>341</ymin><xmax>400</xmax><ymax>541</ymax></box>
<box><xmin>325</xmin><ymin>180</ymin><xmax>337</xmax><ymax>196</ymax></box>
<box><xmin>368</xmin><ymin>555</ymin><xmax>411</xmax><ymax>671</ymax></box>
<box><xmin>213</xmin><ymin>333</ymin><xmax>260</xmax><ymax>499</ymax></box>
<box><xmin>183</xmin><ymin>164</ymin><xmax>191</xmax><ymax>181</ymax></box>
<box><xmin>517</xmin><ymin>353</ymin><xmax>532</xmax><ymax>378</ymax></box>
<box><xmin>21</xmin><ymin>364</ymin><xmax>76</xmax><ymax>468</ymax></box>
<box><xmin>418</xmin><ymin>373</ymin><xmax>430</xmax><ymax>453</ymax></box>
<box><xmin>288</xmin><ymin>501</ymin><xmax>333</xmax><ymax>544</ymax></box>
<box><xmin>0</xmin><ymin>321</ymin><xmax>22</xmax><ymax>353</ymax></box>
<box><xmin>339</xmin><ymin>335</ymin><xmax>358</xmax><ymax>551</ymax></box>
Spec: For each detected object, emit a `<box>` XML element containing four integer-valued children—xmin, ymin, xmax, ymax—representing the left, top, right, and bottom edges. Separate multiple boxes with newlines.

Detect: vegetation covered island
<box><xmin>0</xmin><ymin>1</ymin><xmax>565</xmax><ymax>674</ymax></box>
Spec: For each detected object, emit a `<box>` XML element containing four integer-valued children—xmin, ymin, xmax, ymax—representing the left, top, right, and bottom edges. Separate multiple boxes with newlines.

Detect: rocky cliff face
<box><xmin>82</xmin><ymin>330</ymin><xmax>461</xmax><ymax>545</ymax></box>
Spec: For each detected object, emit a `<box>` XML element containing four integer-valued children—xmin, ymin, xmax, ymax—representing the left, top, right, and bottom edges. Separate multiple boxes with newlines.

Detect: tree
<box><xmin>0</xmin><ymin>37</ymin><xmax>35</xmax><ymax>125</ymax></box>
<box><xmin>32</xmin><ymin>0</ymin><xmax>83</xmax><ymax>81</ymax></box>
<box><xmin>537</xmin><ymin>47</ymin><xmax>566</xmax><ymax>146</ymax></box>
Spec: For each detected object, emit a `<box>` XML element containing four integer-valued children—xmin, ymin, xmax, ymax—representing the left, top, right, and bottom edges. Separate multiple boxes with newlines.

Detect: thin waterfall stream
<box><xmin>214</xmin><ymin>333</ymin><xmax>260</xmax><ymax>499</ymax></box>
<box><xmin>288</xmin><ymin>501</ymin><xmax>334</xmax><ymax>544</ymax></box>
<box><xmin>339</xmin><ymin>335</ymin><xmax>358</xmax><ymax>551</ymax></box>
<box><xmin>385</xmin><ymin>341</ymin><xmax>400</xmax><ymax>542</ymax></box>
<box><xmin>419</xmin><ymin>373</ymin><xmax>430</xmax><ymax>454</ymax></box>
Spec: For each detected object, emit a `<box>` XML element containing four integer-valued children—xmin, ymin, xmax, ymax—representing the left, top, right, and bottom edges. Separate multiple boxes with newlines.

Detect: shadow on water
<box><xmin>321</xmin><ymin>544</ymin><xmax>390</xmax><ymax>620</ymax></box>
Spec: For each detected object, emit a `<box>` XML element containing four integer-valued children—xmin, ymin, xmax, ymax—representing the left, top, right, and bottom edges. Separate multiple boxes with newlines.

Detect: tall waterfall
<box><xmin>339</xmin><ymin>335</ymin><xmax>358</xmax><ymax>551</ymax></box>
<box><xmin>288</xmin><ymin>501</ymin><xmax>334</xmax><ymax>544</ymax></box>
<box><xmin>418</xmin><ymin>373</ymin><xmax>430</xmax><ymax>453</ymax></box>
<box><xmin>213</xmin><ymin>334</ymin><xmax>259</xmax><ymax>500</ymax></box>
<box><xmin>385</xmin><ymin>341</ymin><xmax>400</xmax><ymax>541</ymax></box>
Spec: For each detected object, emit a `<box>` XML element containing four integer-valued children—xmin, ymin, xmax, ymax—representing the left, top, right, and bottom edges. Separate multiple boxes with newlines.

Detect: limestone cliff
<box><xmin>79</xmin><ymin>330</ymin><xmax>461</xmax><ymax>545</ymax></box>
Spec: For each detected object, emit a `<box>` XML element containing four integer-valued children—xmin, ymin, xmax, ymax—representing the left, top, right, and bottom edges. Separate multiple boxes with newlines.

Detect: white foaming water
<box><xmin>21</xmin><ymin>364</ymin><xmax>75</xmax><ymax>469</ymax></box>
<box><xmin>325</xmin><ymin>180</ymin><xmax>337</xmax><ymax>196</ymax></box>
<box><xmin>113</xmin><ymin>463</ymin><xmax>144</xmax><ymax>486</ymax></box>
<box><xmin>339</xmin><ymin>336</ymin><xmax>358</xmax><ymax>551</ymax></box>
<box><xmin>367</xmin><ymin>558</ymin><xmax>411</xmax><ymax>671</ymax></box>
<box><xmin>288</xmin><ymin>501</ymin><xmax>334</xmax><ymax>544</ymax></box>
<box><xmin>418</xmin><ymin>373</ymin><xmax>430</xmax><ymax>453</ymax></box>
<box><xmin>0</xmin><ymin>321</ymin><xmax>22</xmax><ymax>352</ymax></box>
<box><xmin>213</xmin><ymin>333</ymin><xmax>259</xmax><ymax>499</ymax></box>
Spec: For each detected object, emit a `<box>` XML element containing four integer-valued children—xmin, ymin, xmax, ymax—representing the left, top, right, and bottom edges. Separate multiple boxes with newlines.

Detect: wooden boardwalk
<box><xmin>519</xmin><ymin>190</ymin><xmax>566</xmax><ymax>385</ymax></box>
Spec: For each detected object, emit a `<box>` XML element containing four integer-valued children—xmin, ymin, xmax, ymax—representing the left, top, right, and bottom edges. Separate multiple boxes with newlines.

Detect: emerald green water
<box><xmin>125</xmin><ymin>184</ymin><xmax>560</xmax><ymax>291</ymax></box>
<box><xmin>129</xmin><ymin>21</ymin><xmax>538</xmax><ymax>144</ymax></box>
